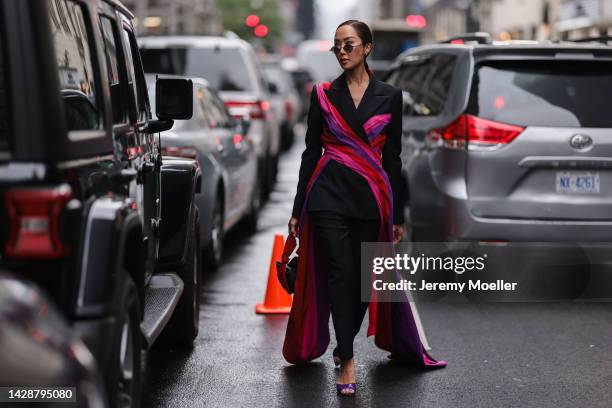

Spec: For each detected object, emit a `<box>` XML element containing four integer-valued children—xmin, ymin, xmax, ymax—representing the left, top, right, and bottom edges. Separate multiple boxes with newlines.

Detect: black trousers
<box><xmin>309</xmin><ymin>210</ymin><xmax>380</xmax><ymax>361</ymax></box>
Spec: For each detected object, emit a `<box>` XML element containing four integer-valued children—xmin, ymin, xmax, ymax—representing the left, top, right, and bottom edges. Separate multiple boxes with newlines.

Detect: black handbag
<box><xmin>276</xmin><ymin>233</ymin><xmax>298</xmax><ymax>294</ymax></box>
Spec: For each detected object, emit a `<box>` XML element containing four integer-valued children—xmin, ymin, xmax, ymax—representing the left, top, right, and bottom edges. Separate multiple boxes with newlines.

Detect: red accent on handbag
<box><xmin>276</xmin><ymin>233</ymin><xmax>298</xmax><ymax>294</ymax></box>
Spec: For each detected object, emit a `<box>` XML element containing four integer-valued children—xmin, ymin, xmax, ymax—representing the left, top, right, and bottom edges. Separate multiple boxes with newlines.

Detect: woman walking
<box><xmin>285</xmin><ymin>19</ymin><xmax>446</xmax><ymax>396</ymax></box>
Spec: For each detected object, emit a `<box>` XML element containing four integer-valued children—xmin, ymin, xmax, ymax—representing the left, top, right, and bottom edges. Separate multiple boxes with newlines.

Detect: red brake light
<box><xmin>225</xmin><ymin>100</ymin><xmax>268</xmax><ymax>120</ymax></box>
<box><xmin>427</xmin><ymin>114</ymin><xmax>525</xmax><ymax>150</ymax></box>
<box><xmin>466</xmin><ymin>115</ymin><xmax>525</xmax><ymax>147</ymax></box>
<box><xmin>284</xmin><ymin>99</ymin><xmax>293</xmax><ymax>119</ymax></box>
<box><xmin>303</xmin><ymin>81</ymin><xmax>313</xmax><ymax>93</ymax></box>
<box><xmin>4</xmin><ymin>185</ymin><xmax>72</xmax><ymax>259</ymax></box>
<box><xmin>161</xmin><ymin>146</ymin><xmax>198</xmax><ymax>159</ymax></box>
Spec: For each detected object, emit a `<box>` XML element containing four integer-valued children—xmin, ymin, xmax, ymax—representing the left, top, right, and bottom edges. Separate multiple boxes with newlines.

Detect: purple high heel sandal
<box><xmin>336</xmin><ymin>383</ymin><xmax>356</xmax><ymax>396</ymax></box>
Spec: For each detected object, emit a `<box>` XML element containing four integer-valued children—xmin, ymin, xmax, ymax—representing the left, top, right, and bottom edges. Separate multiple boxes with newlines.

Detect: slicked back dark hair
<box><xmin>335</xmin><ymin>19</ymin><xmax>373</xmax><ymax>74</ymax></box>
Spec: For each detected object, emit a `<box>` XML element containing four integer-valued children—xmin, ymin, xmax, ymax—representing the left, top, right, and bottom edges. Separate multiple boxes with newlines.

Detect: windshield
<box><xmin>140</xmin><ymin>47</ymin><xmax>253</xmax><ymax>92</ymax></box>
<box><xmin>468</xmin><ymin>60</ymin><xmax>612</xmax><ymax>127</ymax></box>
<box><xmin>296</xmin><ymin>49</ymin><xmax>341</xmax><ymax>83</ymax></box>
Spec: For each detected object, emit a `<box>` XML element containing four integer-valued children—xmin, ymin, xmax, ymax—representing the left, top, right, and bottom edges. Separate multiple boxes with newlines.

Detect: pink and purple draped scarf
<box><xmin>282</xmin><ymin>81</ymin><xmax>446</xmax><ymax>368</ymax></box>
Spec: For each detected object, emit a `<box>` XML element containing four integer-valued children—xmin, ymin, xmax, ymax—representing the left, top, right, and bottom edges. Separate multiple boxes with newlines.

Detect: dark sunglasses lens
<box><xmin>331</xmin><ymin>44</ymin><xmax>355</xmax><ymax>55</ymax></box>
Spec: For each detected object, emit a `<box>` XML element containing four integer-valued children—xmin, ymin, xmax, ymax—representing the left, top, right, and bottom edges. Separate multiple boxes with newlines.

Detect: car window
<box><xmin>122</xmin><ymin>27</ymin><xmax>149</xmax><ymax>122</ymax></box>
<box><xmin>199</xmin><ymin>88</ymin><xmax>226</xmax><ymax>129</ymax></box>
<box><xmin>467</xmin><ymin>60</ymin><xmax>612</xmax><ymax>127</ymax></box>
<box><xmin>263</xmin><ymin>66</ymin><xmax>292</xmax><ymax>93</ymax></box>
<box><xmin>392</xmin><ymin>54</ymin><xmax>456</xmax><ymax>117</ymax></box>
<box><xmin>192</xmin><ymin>88</ymin><xmax>210</xmax><ymax>130</ymax></box>
<box><xmin>206</xmin><ymin>89</ymin><xmax>231</xmax><ymax>128</ymax></box>
<box><xmin>0</xmin><ymin>7</ymin><xmax>9</xmax><ymax>150</ymax></box>
<box><xmin>140</xmin><ymin>47</ymin><xmax>254</xmax><ymax>92</ymax></box>
<box><xmin>50</xmin><ymin>0</ymin><xmax>100</xmax><ymax>131</ymax></box>
<box><xmin>99</xmin><ymin>16</ymin><xmax>126</xmax><ymax>124</ymax></box>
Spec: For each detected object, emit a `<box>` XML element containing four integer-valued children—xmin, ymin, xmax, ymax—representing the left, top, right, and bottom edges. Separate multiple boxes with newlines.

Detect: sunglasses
<box><xmin>329</xmin><ymin>42</ymin><xmax>363</xmax><ymax>55</ymax></box>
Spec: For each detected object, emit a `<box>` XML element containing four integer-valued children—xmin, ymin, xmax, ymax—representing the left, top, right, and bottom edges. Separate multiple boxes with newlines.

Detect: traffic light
<box><xmin>245</xmin><ymin>14</ymin><xmax>260</xmax><ymax>27</ymax></box>
<box><xmin>405</xmin><ymin>15</ymin><xmax>427</xmax><ymax>28</ymax></box>
<box><xmin>254</xmin><ymin>24</ymin><xmax>268</xmax><ymax>38</ymax></box>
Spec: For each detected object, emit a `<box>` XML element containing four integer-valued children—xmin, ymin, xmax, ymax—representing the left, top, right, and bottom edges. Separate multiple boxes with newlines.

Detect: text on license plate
<box><xmin>556</xmin><ymin>172</ymin><xmax>600</xmax><ymax>194</ymax></box>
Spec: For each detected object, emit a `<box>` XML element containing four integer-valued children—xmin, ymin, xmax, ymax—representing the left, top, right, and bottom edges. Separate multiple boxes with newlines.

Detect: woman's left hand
<box><xmin>392</xmin><ymin>224</ymin><xmax>405</xmax><ymax>244</ymax></box>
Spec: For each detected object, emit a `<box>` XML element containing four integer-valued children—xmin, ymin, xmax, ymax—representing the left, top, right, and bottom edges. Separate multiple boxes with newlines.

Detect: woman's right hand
<box><xmin>288</xmin><ymin>217</ymin><xmax>298</xmax><ymax>237</ymax></box>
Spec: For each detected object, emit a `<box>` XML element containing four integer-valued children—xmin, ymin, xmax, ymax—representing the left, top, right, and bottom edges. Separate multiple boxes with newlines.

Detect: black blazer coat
<box><xmin>291</xmin><ymin>70</ymin><xmax>405</xmax><ymax>224</ymax></box>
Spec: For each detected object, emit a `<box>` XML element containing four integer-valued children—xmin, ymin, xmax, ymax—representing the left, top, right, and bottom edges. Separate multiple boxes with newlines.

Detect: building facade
<box><xmin>123</xmin><ymin>0</ymin><xmax>222</xmax><ymax>36</ymax></box>
<box><xmin>555</xmin><ymin>0</ymin><xmax>612</xmax><ymax>39</ymax></box>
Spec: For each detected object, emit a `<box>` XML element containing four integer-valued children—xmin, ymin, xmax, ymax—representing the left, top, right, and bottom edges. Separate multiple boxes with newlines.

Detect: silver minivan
<box><xmin>385</xmin><ymin>37</ymin><xmax>612</xmax><ymax>243</ymax></box>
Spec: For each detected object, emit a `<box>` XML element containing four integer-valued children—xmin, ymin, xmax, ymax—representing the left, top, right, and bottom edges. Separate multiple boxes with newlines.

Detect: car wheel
<box><xmin>243</xmin><ymin>178</ymin><xmax>261</xmax><ymax>233</ymax></box>
<box><xmin>260</xmin><ymin>155</ymin><xmax>271</xmax><ymax>201</ymax></box>
<box><xmin>404</xmin><ymin>205</ymin><xmax>416</xmax><ymax>242</ymax></box>
<box><xmin>268</xmin><ymin>153</ymin><xmax>278</xmax><ymax>192</ymax></box>
<box><xmin>108</xmin><ymin>276</ymin><xmax>142</xmax><ymax>408</ymax></box>
<box><xmin>204</xmin><ymin>197</ymin><xmax>223</xmax><ymax>271</ymax></box>
<box><xmin>281</xmin><ymin>123</ymin><xmax>295</xmax><ymax>151</ymax></box>
<box><xmin>161</xmin><ymin>208</ymin><xmax>201</xmax><ymax>346</ymax></box>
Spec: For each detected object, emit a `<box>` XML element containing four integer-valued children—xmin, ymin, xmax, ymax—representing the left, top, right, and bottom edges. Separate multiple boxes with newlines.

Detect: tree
<box><xmin>217</xmin><ymin>0</ymin><xmax>283</xmax><ymax>47</ymax></box>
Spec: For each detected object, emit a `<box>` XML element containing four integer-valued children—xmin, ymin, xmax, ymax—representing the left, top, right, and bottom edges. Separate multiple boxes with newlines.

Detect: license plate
<box><xmin>556</xmin><ymin>171</ymin><xmax>600</xmax><ymax>194</ymax></box>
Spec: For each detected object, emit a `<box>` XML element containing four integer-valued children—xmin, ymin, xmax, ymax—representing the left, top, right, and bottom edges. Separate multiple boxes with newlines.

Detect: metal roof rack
<box><xmin>440</xmin><ymin>32</ymin><xmax>492</xmax><ymax>45</ymax></box>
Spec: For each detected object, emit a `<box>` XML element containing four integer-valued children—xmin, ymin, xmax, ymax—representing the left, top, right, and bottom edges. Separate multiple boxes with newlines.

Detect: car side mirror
<box><xmin>268</xmin><ymin>82</ymin><xmax>278</xmax><ymax>94</ymax></box>
<box><xmin>156</xmin><ymin>77</ymin><xmax>193</xmax><ymax>120</ymax></box>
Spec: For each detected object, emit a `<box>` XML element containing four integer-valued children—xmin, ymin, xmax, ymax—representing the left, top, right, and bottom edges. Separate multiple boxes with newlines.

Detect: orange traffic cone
<box><xmin>255</xmin><ymin>233</ymin><xmax>293</xmax><ymax>314</ymax></box>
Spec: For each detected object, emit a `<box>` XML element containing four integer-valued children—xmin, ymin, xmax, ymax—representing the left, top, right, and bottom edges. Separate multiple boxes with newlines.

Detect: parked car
<box><xmin>0</xmin><ymin>1</ymin><xmax>201</xmax><ymax>406</ymax></box>
<box><xmin>261</xmin><ymin>56</ymin><xmax>302</xmax><ymax>150</ymax></box>
<box><xmin>139</xmin><ymin>36</ymin><xmax>280</xmax><ymax>200</ymax></box>
<box><xmin>0</xmin><ymin>273</ymin><xmax>107</xmax><ymax>407</ymax></box>
<box><xmin>280</xmin><ymin>57</ymin><xmax>314</xmax><ymax>120</ymax></box>
<box><xmin>295</xmin><ymin>39</ymin><xmax>341</xmax><ymax>83</ymax></box>
<box><xmin>384</xmin><ymin>33</ymin><xmax>612</xmax><ymax>243</ymax></box>
<box><xmin>147</xmin><ymin>74</ymin><xmax>260</xmax><ymax>270</ymax></box>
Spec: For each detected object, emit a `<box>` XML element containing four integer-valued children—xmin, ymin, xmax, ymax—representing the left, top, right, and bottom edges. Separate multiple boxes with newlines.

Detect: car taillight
<box><xmin>427</xmin><ymin>114</ymin><xmax>525</xmax><ymax>150</ymax></box>
<box><xmin>4</xmin><ymin>185</ymin><xmax>72</xmax><ymax>259</ymax></box>
<box><xmin>284</xmin><ymin>99</ymin><xmax>293</xmax><ymax>119</ymax></box>
<box><xmin>225</xmin><ymin>100</ymin><xmax>269</xmax><ymax>120</ymax></box>
<box><xmin>161</xmin><ymin>146</ymin><xmax>198</xmax><ymax>159</ymax></box>
<box><xmin>303</xmin><ymin>81</ymin><xmax>313</xmax><ymax>94</ymax></box>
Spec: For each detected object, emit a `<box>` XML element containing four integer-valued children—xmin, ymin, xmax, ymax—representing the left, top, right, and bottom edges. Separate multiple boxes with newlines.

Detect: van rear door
<box><xmin>465</xmin><ymin>58</ymin><xmax>612</xmax><ymax>221</ymax></box>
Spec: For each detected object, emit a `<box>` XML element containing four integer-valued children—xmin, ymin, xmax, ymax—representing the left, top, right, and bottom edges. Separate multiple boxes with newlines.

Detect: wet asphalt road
<box><xmin>143</xmin><ymin>125</ymin><xmax>612</xmax><ymax>408</ymax></box>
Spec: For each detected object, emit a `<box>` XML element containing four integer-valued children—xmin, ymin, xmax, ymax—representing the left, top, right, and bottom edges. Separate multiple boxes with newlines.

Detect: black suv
<box><xmin>0</xmin><ymin>0</ymin><xmax>202</xmax><ymax>406</ymax></box>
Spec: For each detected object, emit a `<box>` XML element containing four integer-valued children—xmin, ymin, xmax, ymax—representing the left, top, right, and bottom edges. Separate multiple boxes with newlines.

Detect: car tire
<box><xmin>268</xmin><ymin>153</ymin><xmax>278</xmax><ymax>192</ymax></box>
<box><xmin>204</xmin><ymin>196</ymin><xmax>224</xmax><ymax>271</ymax></box>
<box><xmin>107</xmin><ymin>276</ymin><xmax>142</xmax><ymax>408</ymax></box>
<box><xmin>404</xmin><ymin>205</ymin><xmax>417</xmax><ymax>242</ymax></box>
<box><xmin>243</xmin><ymin>178</ymin><xmax>261</xmax><ymax>233</ymax></box>
<box><xmin>260</xmin><ymin>154</ymin><xmax>271</xmax><ymax>201</ymax></box>
<box><xmin>281</xmin><ymin>123</ymin><xmax>295</xmax><ymax>151</ymax></box>
<box><xmin>161</xmin><ymin>208</ymin><xmax>201</xmax><ymax>346</ymax></box>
